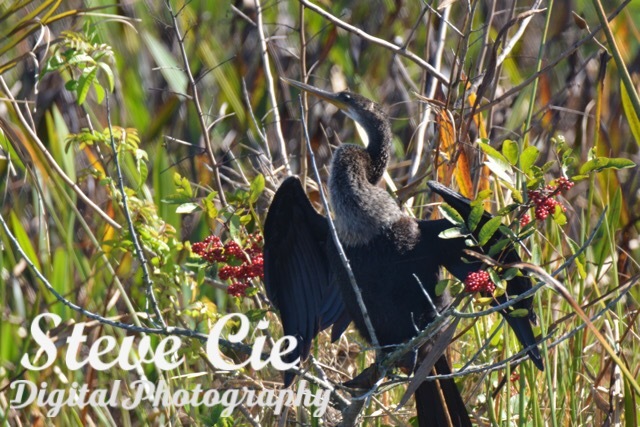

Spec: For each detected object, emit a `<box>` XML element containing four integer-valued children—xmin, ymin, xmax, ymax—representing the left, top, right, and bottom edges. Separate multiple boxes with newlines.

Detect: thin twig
<box><xmin>241</xmin><ymin>78</ymin><xmax>270</xmax><ymax>156</ymax></box>
<box><xmin>591</xmin><ymin>0</ymin><xmax>640</xmax><ymax>121</ymax></box>
<box><xmin>0</xmin><ymin>76</ymin><xmax>122</xmax><ymax>230</ymax></box>
<box><xmin>299</xmin><ymin>0</ymin><xmax>449</xmax><ymax>86</ymax></box>
<box><xmin>471</xmin><ymin>0</ymin><xmax>631</xmax><ymax>116</ymax></box>
<box><xmin>432</xmin><ymin>275</ymin><xmax>638</xmax><ymax>380</ymax></box>
<box><xmin>0</xmin><ymin>209</ymin><xmax>242</xmax><ymax>350</ymax></box>
<box><xmin>407</xmin><ymin>4</ymin><xmax>450</xmax><ymax>193</ymax></box>
<box><xmin>105</xmin><ymin>95</ymin><xmax>165</xmax><ymax>328</ymax></box>
<box><xmin>297</xmin><ymin>95</ymin><xmax>380</xmax><ymax>350</ymax></box>
<box><xmin>298</xmin><ymin>1</ymin><xmax>308</xmax><ymax>186</ymax></box>
<box><xmin>255</xmin><ymin>0</ymin><xmax>291</xmax><ymax>174</ymax></box>
<box><xmin>376</xmin><ymin>206</ymin><xmax>609</xmax><ymax>397</ymax></box>
<box><xmin>164</xmin><ymin>0</ymin><xmax>227</xmax><ymax>206</ymax></box>
<box><xmin>456</xmin><ymin>207</ymin><xmax>607</xmax><ymax>319</ymax></box>
<box><xmin>495</xmin><ymin>2</ymin><xmax>545</xmax><ymax>67</ymax></box>
<box><xmin>486</xmin><ymin>259</ymin><xmax>640</xmax><ymax>396</ymax></box>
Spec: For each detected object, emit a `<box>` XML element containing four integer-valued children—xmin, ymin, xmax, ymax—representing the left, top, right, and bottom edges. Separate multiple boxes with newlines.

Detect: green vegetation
<box><xmin>1</xmin><ymin>0</ymin><xmax>638</xmax><ymax>426</ymax></box>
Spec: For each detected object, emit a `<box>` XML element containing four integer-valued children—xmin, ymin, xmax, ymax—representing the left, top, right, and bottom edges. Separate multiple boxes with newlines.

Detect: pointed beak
<box><xmin>281</xmin><ymin>77</ymin><xmax>349</xmax><ymax>111</ymax></box>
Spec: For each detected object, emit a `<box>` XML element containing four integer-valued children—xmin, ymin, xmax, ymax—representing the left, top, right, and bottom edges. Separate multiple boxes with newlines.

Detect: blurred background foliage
<box><xmin>1</xmin><ymin>0</ymin><xmax>639</xmax><ymax>426</ymax></box>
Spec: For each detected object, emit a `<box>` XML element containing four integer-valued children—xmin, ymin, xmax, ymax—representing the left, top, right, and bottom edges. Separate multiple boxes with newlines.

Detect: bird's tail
<box><xmin>415</xmin><ymin>356</ymin><xmax>471</xmax><ymax>427</ymax></box>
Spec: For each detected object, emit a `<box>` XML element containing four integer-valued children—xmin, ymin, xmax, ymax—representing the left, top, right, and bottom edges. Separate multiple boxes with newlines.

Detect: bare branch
<box><xmin>297</xmin><ymin>95</ymin><xmax>380</xmax><ymax>350</ymax></box>
<box><xmin>164</xmin><ymin>0</ymin><xmax>227</xmax><ymax>206</ymax></box>
<box><xmin>255</xmin><ymin>0</ymin><xmax>291</xmax><ymax>175</ymax></box>
<box><xmin>105</xmin><ymin>95</ymin><xmax>166</xmax><ymax>328</ymax></box>
<box><xmin>299</xmin><ymin>0</ymin><xmax>449</xmax><ymax>86</ymax></box>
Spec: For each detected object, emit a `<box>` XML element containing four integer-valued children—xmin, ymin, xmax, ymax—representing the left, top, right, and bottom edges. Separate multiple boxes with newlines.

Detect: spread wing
<box><xmin>264</xmin><ymin>176</ymin><xmax>350</xmax><ymax>385</ymax></box>
<box><xmin>427</xmin><ymin>181</ymin><xmax>543</xmax><ymax>370</ymax></box>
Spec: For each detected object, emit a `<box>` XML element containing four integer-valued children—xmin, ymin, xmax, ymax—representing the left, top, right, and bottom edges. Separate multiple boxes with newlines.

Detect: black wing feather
<box><xmin>427</xmin><ymin>181</ymin><xmax>544</xmax><ymax>370</ymax></box>
<box><xmin>264</xmin><ymin>177</ymin><xmax>350</xmax><ymax>385</ymax></box>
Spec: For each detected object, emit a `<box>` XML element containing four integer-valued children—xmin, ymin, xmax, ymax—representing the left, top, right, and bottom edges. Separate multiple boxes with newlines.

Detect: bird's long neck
<box><xmin>361</xmin><ymin>117</ymin><xmax>392</xmax><ymax>184</ymax></box>
<box><xmin>329</xmin><ymin>116</ymin><xmax>400</xmax><ymax>247</ymax></box>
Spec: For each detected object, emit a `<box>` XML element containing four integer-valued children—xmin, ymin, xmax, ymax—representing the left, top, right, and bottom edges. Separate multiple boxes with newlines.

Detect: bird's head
<box><xmin>282</xmin><ymin>78</ymin><xmax>388</xmax><ymax>132</ymax></box>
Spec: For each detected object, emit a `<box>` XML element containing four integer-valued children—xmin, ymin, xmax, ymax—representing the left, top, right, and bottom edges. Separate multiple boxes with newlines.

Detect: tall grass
<box><xmin>1</xmin><ymin>0</ymin><xmax>638</xmax><ymax>426</ymax></box>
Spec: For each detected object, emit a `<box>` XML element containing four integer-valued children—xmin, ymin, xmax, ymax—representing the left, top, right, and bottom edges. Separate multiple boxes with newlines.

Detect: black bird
<box><xmin>264</xmin><ymin>80</ymin><xmax>543</xmax><ymax>427</ymax></box>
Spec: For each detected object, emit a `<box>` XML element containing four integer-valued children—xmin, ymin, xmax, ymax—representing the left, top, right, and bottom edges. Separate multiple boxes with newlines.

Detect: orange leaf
<box><xmin>454</xmin><ymin>149</ymin><xmax>474</xmax><ymax>199</ymax></box>
<box><xmin>436</xmin><ymin>109</ymin><xmax>456</xmax><ymax>185</ymax></box>
<box><xmin>467</xmin><ymin>92</ymin><xmax>487</xmax><ymax>139</ymax></box>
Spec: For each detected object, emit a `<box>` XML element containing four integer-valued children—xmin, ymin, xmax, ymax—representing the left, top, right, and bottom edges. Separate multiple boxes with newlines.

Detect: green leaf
<box><xmin>67</xmin><ymin>53</ymin><xmax>96</xmax><ymax>65</ymax></box>
<box><xmin>249</xmin><ymin>174</ymin><xmax>265</xmax><ymax>203</ymax></box>
<box><xmin>496</xmin><ymin>203</ymin><xmax>519</xmax><ymax>216</ymax></box>
<box><xmin>579</xmin><ymin>157</ymin><xmax>636</xmax><ymax>174</ymax></box>
<box><xmin>478</xmin><ymin>140</ymin><xmax>513</xmax><ymax>183</ymax></box>
<box><xmin>502</xmin><ymin>139</ymin><xmax>519</xmax><ymax>165</ymax></box>
<box><xmin>176</xmin><ymin>203</ymin><xmax>199</xmax><ymax>214</ymax></box>
<box><xmin>503</xmin><ymin>181</ymin><xmax>523</xmax><ymax>203</ymax></box>
<box><xmin>245</xmin><ymin>309</ymin><xmax>268</xmax><ymax>322</ymax></box>
<box><xmin>173</xmin><ymin>172</ymin><xmax>193</xmax><ymax>197</ymax></box>
<box><xmin>227</xmin><ymin>214</ymin><xmax>241</xmax><ymax>240</ymax></box>
<box><xmin>509</xmin><ymin>308</ymin><xmax>530</xmax><ymax>318</ymax></box>
<box><xmin>77</xmin><ymin>65</ymin><xmax>97</xmax><ymax>104</ymax></box>
<box><xmin>161</xmin><ymin>194</ymin><xmax>193</xmax><ymax>204</ymax></box>
<box><xmin>97</xmin><ymin>61</ymin><xmax>115</xmax><ymax>92</ymax></box>
<box><xmin>478</xmin><ymin>216</ymin><xmax>502</xmax><ymax>246</ymax></box>
<box><xmin>502</xmin><ymin>268</ymin><xmax>519</xmax><ymax>281</ymax></box>
<box><xmin>439</xmin><ymin>227</ymin><xmax>466</xmax><ymax>239</ymax></box>
<box><xmin>135</xmin><ymin>149</ymin><xmax>148</xmax><ymax>187</ymax></box>
<box><xmin>93</xmin><ymin>81</ymin><xmax>105</xmax><ymax>104</ymax></box>
<box><xmin>520</xmin><ymin>146</ymin><xmax>539</xmax><ymax>174</ymax></box>
<box><xmin>571</xmin><ymin>174</ymin><xmax>589</xmax><ymax>181</ymax></box>
<box><xmin>478</xmin><ymin>140</ymin><xmax>509</xmax><ymax>164</ymax></box>
<box><xmin>476</xmin><ymin>189</ymin><xmax>493</xmax><ymax>200</ymax></box>
<box><xmin>621</xmin><ymin>81</ymin><xmax>640</xmax><ymax>147</ymax></box>
<box><xmin>488</xmin><ymin>269</ymin><xmax>503</xmax><ymax>290</ymax></box>
<box><xmin>203</xmin><ymin>193</ymin><xmax>218</xmax><ymax>219</ymax></box>
<box><xmin>467</xmin><ymin>202</ymin><xmax>485</xmax><ymax>232</ymax></box>
<box><xmin>552</xmin><ymin>205</ymin><xmax>567</xmax><ymax>226</ymax></box>
<box><xmin>518</xmin><ymin>226</ymin><xmax>536</xmax><ymax>241</ymax></box>
<box><xmin>608</xmin><ymin>188</ymin><xmax>622</xmax><ymax>230</ymax></box>
<box><xmin>239</xmin><ymin>214</ymin><xmax>253</xmax><ymax>225</ymax></box>
<box><xmin>438</xmin><ymin>204</ymin><xmax>464</xmax><ymax>226</ymax></box>
<box><xmin>142</xmin><ymin>33</ymin><xmax>188</xmax><ymax>94</ymax></box>
<box><xmin>10</xmin><ymin>211</ymin><xmax>41</xmax><ymax>272</ymax></box>
<box><xmin>65</xmin><ymin>79</ymin><xmax>78</xmax><ymax>91</ymax></box>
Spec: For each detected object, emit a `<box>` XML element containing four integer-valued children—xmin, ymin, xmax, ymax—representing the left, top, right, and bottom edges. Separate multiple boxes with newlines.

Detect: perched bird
<box><xmin>264</xmin><ymin>79</ymin><xmax>542</xmax><ymax>427</ymax></box>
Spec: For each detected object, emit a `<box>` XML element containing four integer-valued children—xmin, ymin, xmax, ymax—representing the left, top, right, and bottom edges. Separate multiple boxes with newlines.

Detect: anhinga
<box><xmin>264</xmin><ymin>80</ymin><xmax>543</xmax><ymax>427</ymax></box>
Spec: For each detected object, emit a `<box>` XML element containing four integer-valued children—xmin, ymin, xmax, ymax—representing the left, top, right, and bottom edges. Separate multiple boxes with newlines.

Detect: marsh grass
<box><xmin>1</xmin><ymin>1</ymin><xmax>638</xmax><ymax>426</ymax></box>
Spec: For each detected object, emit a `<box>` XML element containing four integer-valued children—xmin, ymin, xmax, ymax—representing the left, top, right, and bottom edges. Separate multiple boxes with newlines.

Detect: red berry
<box><xmin>528</xmin><ymin>179</ymin><xmax>570</xmax><ymax>222</ymax></box>
<box><xmin>534</xmin><ymin>205</ymin><xmax>547</xmax><ymax>220</ymax></box>
<box><xmin>227</xmin><ymin>281</ymin><xmax>249</xmax><ymax>297</ymax></box>
<box><xmin>464</xmin><ymin>270</ymin><xmax>496</xmax><ymax>293</ymax></box>
<box><xmin>520</xmin><ymin>214</ymin><xmax>531</xmax><ymax>227</ymax></box>
<box><xmin>556</xmin><ymin>177</ymin><xmax>574</xmax><ymax>192</ymax></box>
<box><xmin>218</xmin><ymin>265</ymin><xmax>236</xmax><ymax>280</ymax></box>
<box><xmin>224</xmin><ymin>240</ymin><xmax>244</xmax><ymax>260</ymax></box>
<box><xmin>193</xmin><ymin>235</ymin><xmax>225</xmax><ymax>263</ymax></box>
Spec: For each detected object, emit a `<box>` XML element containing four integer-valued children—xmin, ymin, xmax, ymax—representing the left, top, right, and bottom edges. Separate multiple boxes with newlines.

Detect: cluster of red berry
<box><xmin>192</xmin><ymin>233</ymin><xmax>264</xmax><ymax>297</ymax></box>
<box><xmin>526</xmin><ymin>177</ymin><xmax>574</xmax><ymax>221</ymax></box>
<box><xmin>464</xmin><ymin>270</ymin><xmax>496</xmax><ymax>293</ymax></box>
<box><xmin>519</xmin><ymin>214</ymin><xmax>532</xmax><ymax>227</ymax></box>
<box><xmin>192</xmin><ymin>235</ymin><xmax>225</xmax><ymax>262</ymax></box>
